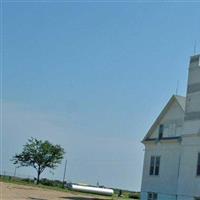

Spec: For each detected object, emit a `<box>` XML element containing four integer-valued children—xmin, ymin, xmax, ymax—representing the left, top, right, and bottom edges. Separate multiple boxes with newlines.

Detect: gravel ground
<box><xmin>0</xmin><ymin>182</ymin><xmax>110</xmax><ymax>200</ymax></box>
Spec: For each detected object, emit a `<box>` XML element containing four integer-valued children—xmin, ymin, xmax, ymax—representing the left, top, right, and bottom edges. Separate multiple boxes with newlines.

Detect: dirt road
<box><xmin>0</xmin><ymin>182</ymin><xmax>110</xmax><ymax>200</ymax></box>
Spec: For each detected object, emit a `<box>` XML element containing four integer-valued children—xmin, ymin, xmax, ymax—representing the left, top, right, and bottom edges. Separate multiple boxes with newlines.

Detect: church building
<box><xmin>141</xmin><ymin>54</ymin><xmax>200</xmax><ymax>200</ymax></box>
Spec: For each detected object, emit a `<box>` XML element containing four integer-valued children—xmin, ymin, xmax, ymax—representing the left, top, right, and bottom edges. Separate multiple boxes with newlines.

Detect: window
<box><xmin>148</xmin><ymin>192</ymin><xmax>158</xmax><ymax>200</ymax></box>
<box><xmin>155</xmin><ymin>157</ymin><xmax>160</xmax><ymax>175</ymax></box>
<box><xmin>196</xmin><ymin>153</ymin><xmax>200</xmax><ymax>176</ymax></box>
<box><xmin>149</xmin><ymin>156</ymin><xmax>155</xmax><ymax>175</ymax></box>
<box><xmin>158</xmin><ymin>124</ymin><xmax>164</xmax><ymax>139</ymax></box>
<box><xmin>149</xmin><ymin>156</ymin><xmax>160</xmax><ymax>176</ymax></box>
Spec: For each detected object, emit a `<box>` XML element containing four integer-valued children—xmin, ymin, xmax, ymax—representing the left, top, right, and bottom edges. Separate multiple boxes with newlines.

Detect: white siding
<box><xmin>141</xmin><ymin>192</ymin><xmax>177</xmax><ymax>200</ymax></box>
<box><xmin>149</xmin><ymin>100</ymin><xmax>184</xmax><ymax>139</ymax></box>
<box><xmin>177</xmin><ymin>136</ymin><xmax>200</xmax><ymax>198</ymax></box>
<box><xmin>184</xmin><ymin>120</ymin><xmax>200</xmax><ymax>135</ymax></box>
<box><xmin>141</xmin><ymin>142</ymin><xmax>181</xmax><ymax>199</ymax></box>
<box><xmin>177</xmin><ymin>196</ymin><xmax>193</xmax><ymax>200</ymax></box>
<box><xmin>188</xmin><ymin>66</ymin><xmax>200</xmax><ymax>85</ymax></box>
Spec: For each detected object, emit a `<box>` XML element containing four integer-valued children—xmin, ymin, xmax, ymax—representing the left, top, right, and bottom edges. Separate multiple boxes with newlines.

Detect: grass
<box><xmin>0</xmin><ymin>176</ymin><xmax>68</xmax><ymax>192</ymax></box>
<box><xmin>0</xmin><ymin>176</ymin><xmax>110</xmax><ymax>199</ymax></box>
<box><xmin>0</xmin><ymin>176</ymin><xmax>139</xmax><ymax>200</ymax></box>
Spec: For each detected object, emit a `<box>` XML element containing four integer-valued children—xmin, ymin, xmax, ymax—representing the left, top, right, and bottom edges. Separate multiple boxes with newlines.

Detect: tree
<box><xmin>12</xmin><ymin>138</ymin><xmax>65</xmax><ymax>184</ymax></box>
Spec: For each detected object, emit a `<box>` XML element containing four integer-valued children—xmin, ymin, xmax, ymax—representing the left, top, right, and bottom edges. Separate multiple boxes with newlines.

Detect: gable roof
<box><xmin>142</xmin><ymin>95</ymin><xmax>186</xmax><ymax>142</ymax></box>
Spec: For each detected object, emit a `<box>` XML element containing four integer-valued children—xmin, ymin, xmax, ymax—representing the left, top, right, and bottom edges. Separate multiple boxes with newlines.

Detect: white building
<box><xmin>141</xmin><ymin>54</ymin><xmax>200</xmax><ymax>200</ymax></box>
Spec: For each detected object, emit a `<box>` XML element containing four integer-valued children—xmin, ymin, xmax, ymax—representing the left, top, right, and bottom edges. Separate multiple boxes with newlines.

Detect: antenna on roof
<box><xmin>176</xmin><ymin>80</ymin><xmax>179</xmax><ymax>95</ymax></box>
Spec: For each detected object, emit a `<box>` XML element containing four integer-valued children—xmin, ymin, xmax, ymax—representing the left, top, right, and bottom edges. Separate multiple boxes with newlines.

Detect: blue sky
<box><xmin>1</xmin><ymin>1</ymin><xmax>200</xmax><ymax>191</ymax></box>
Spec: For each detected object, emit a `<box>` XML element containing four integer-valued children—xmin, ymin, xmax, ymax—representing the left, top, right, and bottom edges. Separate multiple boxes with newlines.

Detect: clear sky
<box><xmin>1</xmin><ymin>1</ymin><xmax>200</xmax><ymax>191</ymax></box>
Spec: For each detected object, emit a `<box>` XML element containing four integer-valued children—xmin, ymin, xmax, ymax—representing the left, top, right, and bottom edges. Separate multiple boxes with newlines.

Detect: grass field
<box><xmin>0</xmin><ymin>181</ymin><xmax>111</xmax><ymax>200</ymax></box>
<box><xmin>0</xmin><ymin>178</ymin><xmax>139</xmax><ymax>200</ymax></box>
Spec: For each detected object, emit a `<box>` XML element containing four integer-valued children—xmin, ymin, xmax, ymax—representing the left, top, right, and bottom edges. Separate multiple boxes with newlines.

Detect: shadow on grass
<box><xmin>28</xmin><ymin>197</ymin><xmax>48</xmax><ymax>200</ymax></box>
<box><xmin>60</xmin><ymin>197</ymin><xmax>106</xmax><ymax>200</ymax></box>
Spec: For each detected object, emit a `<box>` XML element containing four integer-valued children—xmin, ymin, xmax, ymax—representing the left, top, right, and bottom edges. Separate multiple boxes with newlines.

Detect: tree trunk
<box><xmin>37</xmin><ymin>170</ymin><xmax>40</xmax><ymax>184</ymax></box>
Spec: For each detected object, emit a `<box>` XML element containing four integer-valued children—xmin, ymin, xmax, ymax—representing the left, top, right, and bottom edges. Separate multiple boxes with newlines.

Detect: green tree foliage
<box><xmin>12</xmin><ymin>138</ymin><xmax>65</xmax><ymax>184</ymax></box>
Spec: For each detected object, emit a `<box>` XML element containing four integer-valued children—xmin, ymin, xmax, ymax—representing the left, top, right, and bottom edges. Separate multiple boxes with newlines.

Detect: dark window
<box><xmin>148</xmin><ymin>193</ymin><xmax>152</xmax><ymax>200</ymax></box>
<box><xmin>197</xmin><ymin>153</ymin><xmax>200</xmax><ymax>176</ymax></box>
<box><xmin>158</xmin><ymin>124</ymin><xmax>164</xmax><ymax>139</ymax></box>
<box><xmin>148</xmin><ymin>192</ymin><xmax>158</xmax><ymax>200</ymax></box>
<box><xmin>149</xmin><ymin>156</ymin><xmax>160</xmax><ymax>176</ymax></box>
<box><xmin>155</xmin><ymin>157</ymin><xmax>160</xmax><ymax>175</ymax></box>
<box><xmin>149</xmin><ymin>156</ymin><xmax>155</xmax><ymax>175</ymax></box>
<box><xmin>153</xmin><ymin>193</ymin><xmax>158</xmax><ymax>200</ymax></box>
